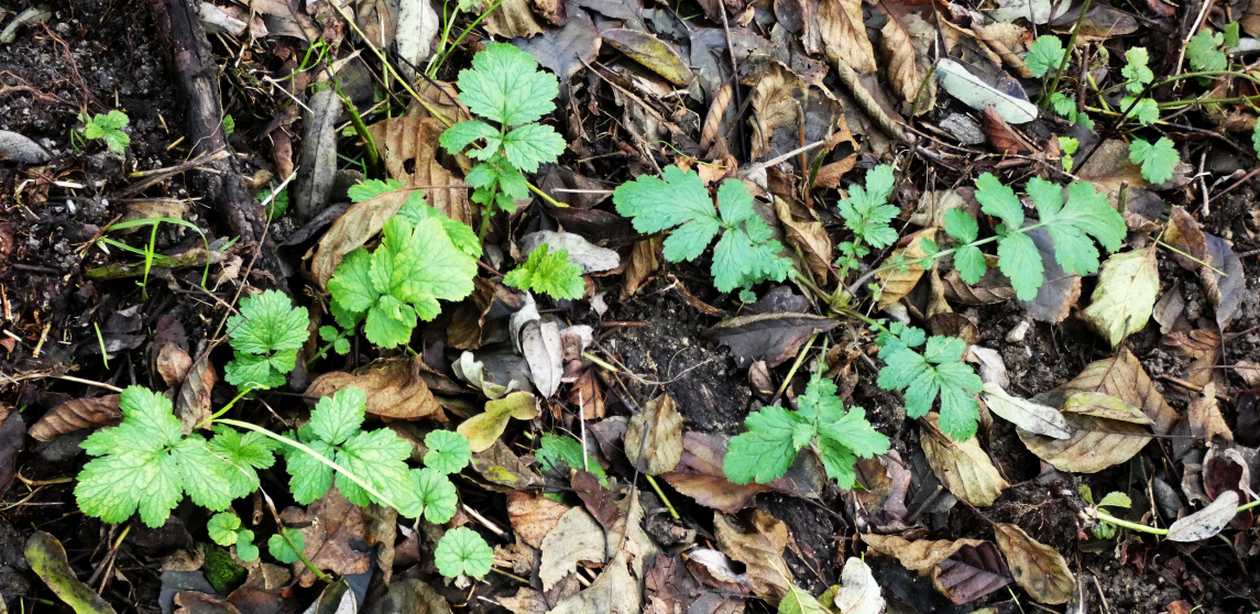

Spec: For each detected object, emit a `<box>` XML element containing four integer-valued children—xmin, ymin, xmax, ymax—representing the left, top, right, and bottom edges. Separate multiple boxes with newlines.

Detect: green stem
<box><xmin>213</xmin><ymin>418</ymin><xmax>402</xmax><ymax>512</ymax></box>
<box><xmin>204</xmin><ymin>388</ymin><xmax>254</xmax><ymax>427</ymax></box>
<box><xmin>1093</xmin><ymin>508</ymin><xmax>1169</xmax><ymax>535</ymax></box>
<box><xmin>1039</xmin><ymin>0</ymin><xmax>1094</xmax><ymax>108</ymax></box>
<box><xmin>643</xmin><ymin>475</ymin><xmax>680</xmax><ymax>521</ymax></box>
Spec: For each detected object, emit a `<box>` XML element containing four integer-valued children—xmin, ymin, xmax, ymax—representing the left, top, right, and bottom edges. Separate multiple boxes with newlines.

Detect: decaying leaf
<box><xmin>932</xmin><ymin>542</ymin><xmax>1012</xmax><ymax>604</ymax></box>
<box><xmin>829</xmin><ymin>556</ymin><xmax>886</xmax><ymax>614</ymax></box>
<box><xmin>819</xmin><ymin>0</ymin><xmax>878</xmax><ymax>74</ymax></box>
<box><xmin>1164</xmin><ymin>207</ymin><xmax>1246</xmax><ymax>330</ymax></box>
<box><xmin>1166</xmin><ymin>490</ymin><xmax>1240</xmax><ymax>542</ymax></box>
<box><xmin>367</xmin><ymin>114</ymin><xmax>474</xmax><ymax>226</ymax></box>
<box><xmin>714</xmin><ymin>510</ymin><xmax>792</xmax><ymax>603</ymax></box>
<box><xmin>624</xmin><ymin>394</ymin><xmax>684</xmax><ymax>475</ymax></box>
<box><xmin>1061</xmin><ymin>348</ymin><xmax>1178</xmax><ymax>434</ymax></box>
<box><xmin>1019</xmin><ymin>391</ymin><xmax>1153</xmax><ymax>473</ymax></box>
<box><xmin>705</xmin><ymin>312</ymin><xmax>840</xmax><ymax>368</ymax></box>
<box><xmin>458</xmin><ymin>391</ymin><xmax>539</xmax><ymax>453</ymax></box>
<box><xmin>511</xmin><ymin>300</ymin><xmax>564</xmax><ymax>398</ymax></box>
<box><xmin>293</xmin><ymin>88</ymin><xmax>340</xmax><ymax>222</ymax></box>
<box><xmin>774</xmin><ymin>197</ymin><xmax>833</xmax><ymax>283</ymax></box>
<box><xmin>875</xmin><ymin>228</ymin><xmax>937</xmax><ymax>308</ymax></box>
<box><xmin>311</xmin><ymin>188</ymin><xmax>411</xmax><ymax>288</ymax></box>
<box><xmin>395</xmin><ymin>0</ymin><xmax>438</xmax><ymax>80</ymax></box>
<box><xmin>602</xmin><ymin>28</ymin><xmax>694</xmax><ymax>85</ymax></box>
<box><xmin>539</xmin><ymin>506</ymin><xmax>607</xmax><ymax>590</ymax></box>
<box><xmin>478</xmin><ymin>0</ymin><xmax>543</xmax><ymax>38</ymax></box>
<box><xmin>1188</xmin><ymin>381</ymin><xmax>1232</xmax><ymax>443</ymax></box>
<box><xmin>935</xmin><ymin>59</ymin><xmax>1038</xmax><ymax>124</ymax></box>
<box><xmin>154</xmin><ymin>342</ymin><xmax>192</xmax><ymax>388</ymax></box>
<box><xmin>507</xmin><ymin>491</ymin><xmax>570</xmax><ymax>549</ymax></box>
<box><xmin>280</xmin><ymin>490</ymin><xmax>372</xmax><ymax>587</ymax></box>
<box><xmin>622</xmin><ymin>237</ymin><xmax>661</xmax><ymax>299</ymax></box>
<box><xmin>880</xmin><ymin>14</ymin><xmax>936</xmax><ymax>116</ymax></box>
<box><xmin>1021</xmin><ymin>228</ymin><xmax>1081</xmax><ymax>324</ymax></box>
<box><xmin>174</xmin><ymin>352</ymin><xmax>217</xmax><ymax>434</ymax></box>
<box><xmin>661</xmin><ymin>431</ymin><xmax>822</xmax><ymax>513</ymax></box>
<box><xmin>29</xmin><ymin>394</ymin><xmax>121</xmax><ymax>442</ymax></box>
<box><xmin>993</xmin><ymin>523</ymin><xmax>1075</xmax><ymax>605</ymax></box>
<box><xmin>25</xmin><ymin>531</ymin><xmax>117</xmax><ymax>614</ymax></box>
<box><xmin>471</xmin><ymin>439</ymin><xmax>544</xmax><ymax>491</ymax></box>
<box><xmin>548</xmin><ymin>550</ymin><xmax>642</xmax><ymax>614</ymax></box>
<box><xmin>981</xmin><ymin>383</ymin><xmax>1070</xmax><ymax>439</ymax></box>
<box><xmin>920</xmin><ymin>414</ymin><xmax>1009</xmax><ymax>507</ymax></box>
<box><xmin>1081</xmin><ymin>248</ymin><xmax>1159</xmax><ymax>347</ymax></box>
<box><xmin>306</xmin><ymin>358</ymin><xmax>445</xmax><ymax>420</ymax></box>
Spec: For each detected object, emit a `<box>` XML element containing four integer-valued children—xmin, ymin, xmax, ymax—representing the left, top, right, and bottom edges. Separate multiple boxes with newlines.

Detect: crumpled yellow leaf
<box><xmin>457</xmin><ymin>391</ymin><xmax>539</xmax><ymax>453</ymax></box>
<box><xmin>1081</xmin><ymin>248</ymin><xmax>1159</xmax><ymax>347</ymax></box>
<box><xmin>876</xmin><ymin>228</ymin><xmax>937</xmax><ymax>308</ymax></box>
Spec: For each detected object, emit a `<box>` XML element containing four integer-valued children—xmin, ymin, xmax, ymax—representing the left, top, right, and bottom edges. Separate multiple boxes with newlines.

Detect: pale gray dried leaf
<box><xmin>293</xmin><ymin>87</ymin><xmax>341</xmax><ymax>221</ymax></box>
<box><xmin>396</xmin><ymin>0</ymin><xmax>439</xmax><ymax>80</ymax></box>
<box><xmin>831</xmin><ymin>557</ymin><xmax>885</xmax><ymax>614</ymax></box>
<box><xmin>990</xmin><ymin>0</ymin><xmax>1070</xmax><ymax>23</ymax></box>
<box><xmin>539</xmin><ymin>507</ymin><xmax>607</xmax><ymax>590</ymax></box>
<box><xmin>547</xmin><ymin>550</ymin><xmax>641</xmax><ymax>614</ymax></box>
<box><xmin>520</xmin><ymin>230</ymin><xmax>619</xmax><ymax>273</ymax></box>
<box><xmin>982</xmin><ymin>382</ymin><xmax>1070</xmax><ymax>439</ymax></box>
<box><xmin>624</xmin><ymin>394</ymin><xmax>684</xmax><ymax>475</ymax></box>
<box><xmin>935</xmin><ymin>59</ymin><xmax>1038</xmax><ymax>124</ymax></box>
<box><xmin>517</xmin><ymin>9</ymin><xmax>602</xmax><ymax>90</ymax></box>
<box><xmin>452</xmin><ymin>351</ymin><xmax>531</xmax><ymax>399</ymax></box>
<box><xmin>1166</xmin><ymin>490</ymin><xmax>1240</xmax><ymax>542</ymax></box>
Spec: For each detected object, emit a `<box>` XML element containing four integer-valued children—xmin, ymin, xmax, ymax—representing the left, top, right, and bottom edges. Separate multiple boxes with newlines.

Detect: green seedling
<box><xmin>1026</xmin><ymin>35</ymin><xmax>1066</xmax><ymax>78</ymax></box>
<box><xmin>1078</xmin><ymin>486</ymin><xmax>1132</xmax><ymax>539</ymax></box>
<box><xmin>224</xmin><ymin>290</ymin><xmax>310</xmax><ymax>389</ymax></box>
<box><xmin>834</xmin><ymin>164</ymin><xmax>899</xmax><ymax>281</ymax></box>
<box><xmin>503</xmin><ymin>244</ymin><xmax>585</xmax><ymax>300</ymax></box>
<box><xmin>77</xmin><ymin>109</ymin><xmax>130</xmax><ymax>154</ymax></box>
<box><xmin>876</xmin><ymin>323</ymin><xmax>982</xmax><ymax>441</ymax></box>
<box><xmin>208</xmin><ymin>512</ymin><xmax>259</xmax><ymax>562</ymax></box>
<box><xmin>1129</xmin><ymin>136</ymin><xmax>1179</xmax><ymax>184</ymax></box>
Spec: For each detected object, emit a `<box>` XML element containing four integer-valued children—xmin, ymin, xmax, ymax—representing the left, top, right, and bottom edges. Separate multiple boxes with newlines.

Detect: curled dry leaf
<box><xmin>880</xmin><ymin>13</ymin><xmax>937</xmax><ymax>116</ymax></box>
<box><xmin>293</xmin><ymin>88</ymin><xmax>340</xmax><ymax>222</ymax></box>
<box><xmin>280</xmin><ymin>490</ymin><xmax>372</xmax><ymax>587</ymax></box>
<box><xmin>539</xmin><ymin>506</ymin><xmax>607</xmax><ymax>591</ymax></box>
<box><xmin>458</xmin><ymin>391</ymin><xmax>539</xmax><ymax>453</ymax></box>
<box><xmin>921</xmin><ymin>414</ymin><xmax>1009</xmax><ymax>507</ymax></box>
<box><xmin>1164</xmin><ymin>207</ymin><xmax>1246</xmax><ymax>330</ymax></box>
<box><xmin>774</xmin><ymin>197</ymin><xmax>833</xmax><ymax>283</ymax></box>
<box><xmin>993</xmin><ymin>523</ymin><xmax>1075</xmax><ymax>605</ymax></box>
<box><xmin>547</xmin><ymin>550</ymin><xmax>642</xmax><ymax>614</ymax></box>
<box><xmin>819</xmin><ymin>0</ymin><xmax>877</xmax><ymax>74</ymax></box>
<box><xmin>1188</xmin><ymin>381</ymin><xmax>1233</xmax><ymax>443</ymax></box>
<box><xmin>829</xmin><ymin>556</ymin><xmax>886</xmax><ymax>614</ymax></box>
<box><xmin>1019</xmin><ymin>391</ymin><xmax>1152</xmax><ymax>473</ymax></box>
<box><xmin>624</xmin><ymin>394</ymin><xmax>685</xmax><ymax>475</ymax></box>
<box><xmin>932</xmin><ymin>542</ymin><xmax>1012</xmax><ymax>604</ymax></box>
<box><xmin>29</xmin><ymin>394</ymin><xmax>121</xmax><ymax>442</ymax></box>
<box><xmin>306</xmin><ymin>358</ymin><xmax>445</xmax><ymax>420</ymax></box>
<box><xmin>661</xmin><ymin>431</ymin><xmax>822</xmax><ymax>513</ymax></box>
<box><xmin>1081</xmin><ymin>248</ymin><xmax>1159</xmax><ymax>347</ymax></box>
<box><xmin>982</xmin><ymin>382</ymin><xmax>1071</xmax><ymax>439</ymax></box>
<box><xmin>935</xmin><ymin>59</ymin><xmax>1038</xmax><ymax>124</ymax></box>
<box><xmin>862</xmin><ymin>533</ymin><xmax>987</xmax><ymax>573</ymax></box>
<box><xmin>1062</xmin><ymin>348</ymin><xmax>1178</xmax><ymax>434</ymax></box>
<box><xmin>876</xmin><ymin>228</ymin><xmax>937</xmax><ymax>308</ymax></box>
<box><xmin>470</xmin><ymin>439</ymin><xmax>544</xmax><ymax>491</ymax></box>
<box><xmin>714</xmin><ymin>510</ymin><xmax>792</xmax><ymax>603</ymax></box>
<box><xmin>368</xmin><ymin>114</ymin><xmax>474</xmax><ymax>225</ymax></box>
<box><xmin>621</xmin><ymin>237</ymin><xmax>661</xmax><ymax>299</ymax></box>
<box><xmin>480</xmin><ymin>0</ymin><xmax>543</xmax><ymax>38</ymax></box>
<box><xmin>311</xmin><ymin>188</ymin><xmax>410</xmax><ymax>289</ymax></box>
<box><xmin>154</xmin><ymin>342</ymin><xmax>192</xmax><ymax>388</ymax></box>
<box><xmin>1166</xmin><ymin>490</ymin><xmax>1241</xmax><ymax>542</ymax></box>
<box><xmin>705</xmin><ymin>312</ymin><xmax>840</xmax><ymax>368</ymax></box>
<box><xmin>175</xmin><ymin>352</ymin><xmax>217</xmax><ymax>434</ymax></box>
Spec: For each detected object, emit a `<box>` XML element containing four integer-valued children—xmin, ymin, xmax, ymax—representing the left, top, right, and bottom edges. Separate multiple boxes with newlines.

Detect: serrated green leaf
<box><xmin>225</xmin><ymin>290</ymin><xmax>309</xmax><ymax>389</ymax></box>
<box><xmin>837</xmin><ymin>164</ymin><xmax>900</xmax><ymax>249</ymax></box>
<box><xmin>1097</xmin><ymin>491</ymin><xmax>1132</xmax><ymax>509</ymax></box>
<box><xmin>1026</xmin><ymin>35</ymin><xmax>1065</xmax><ymax>77</ymax></box>
<box><xmin>501</xmin><ymin>123</ymin><xmax>565</xmax><ymax>172</ymax></box>
<box><xmin>1129</xmin><ymin>137</ymin><xmax>1179</xmax><ymax>184</ymax></box>
<box><xmin>457</xmin><ymin>42</ymin><xmax>559</xmax><ymax>127</ymax></box>
<box><xmin>424</xmin><ymin>430</ymin><xmax>472</xmax><ymax>474</ymax></box>
<box><xmin>308</xmin><ymin>387</ymin><xmax>366</xmax><ymax>445</ymax></box>
<box><xmin>267</xmin><ymin>528</ymin><xmax>305</xmax><ymax>564</ymax></box>
<box><xmin>943</xmin><ymin>208</ymin><xmax>978</xmax><ymax>243</ymax></box>
<box><xmin>1121</xmin><ymin>48</ymin><xmax>1153</xmax><ymax>91</ymax></box>
<box><xmin>503</xmin><ymin>244</ymin><xmax>585</xmax><ymax>300</ymax></box>
<box><xmin>997</xmin><ymin>231</ymin><xmax>1044</xmax><ymax>301</ymax></box>
<box><xmin>335</xmin><ymin>429</ymin><xmax>418</xmax><ymax>514</ymax></box>
<box><xmin>413</xmin><ymin>467</ymin><xmax>459</xmax><ymax>523</ymax></box>
<box><xmin>347</xmin><ymin>178</ymin><xmax>405</xmax><ymax>203</ymax></box>
<box><xmin>435</xmin><ymin>527</ymin><xmax>493</xmax><ymax>579</ymax></box>
<box><xmin>82</xmin><ymin>110</ymin><xmax>130</xmax><ymax>154</ymax></box>
<box><xmin>779</xmin><ymin>585</ymin><xmax>827</xmax><ymax>614</ymax></box>
<box><xmin>974</xmin><ymin>173</ymin><xmax>1023</xmax><ymax>230</ymax></box>
<box><xmin>438</xmin><ymin>120</ymin><xmax>500</xmax><ymax>157</ymax></box>
<box><xmin>877</xmin><ymin>331</ymin><xmax>981</xmax><ymax>440</ymax></box>
<box><xmin>1121</xmin><ymin>96</ymin><xmax>1159</xmax><ymax>126</ymax></box>
<box><xmin>953</xmin><ymin>245</ymin><xmax>986</xmax><ymax>284</ymax></box>
<box><xmin>1186</xmin><ymin>29</ymin><xmax>1226</xmax><ymax>72</ymax></box>
<box><xmin>613</xmin><ymin>165</ymin><xmax>715</xmax><ymax>235</ymax></box>
<box><xmin>723</xmin><ymin>406</ymin><xmax>809</xmax><ymax>484</ymax></box>
<box><xmin>286</xmin><ymin>439</ymin><xmax>336</xmax><ymax>504</ymax></box>
<box><xmin>208</xmin><ymin>513</ymin><xmax>241</xmax><ymax>546</ymax></box>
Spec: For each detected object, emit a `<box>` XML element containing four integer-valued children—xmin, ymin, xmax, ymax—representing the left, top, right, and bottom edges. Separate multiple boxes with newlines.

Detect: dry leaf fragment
<box><xmin>479</xmin><ymin>0</ymin><xmax>543</xmax><ymax>38</ymax></box>
<box><xmin>705</xmin><ymin>312</ymin><xmax>840</xmax><ymax>368</ymax></box>
<box><xmin>311</xmin><ymin>189</ymin><xmax>411</xmax><ymax>289</ymax></box>
<box><xmin>875</xmin><ymin>228</ymin><xmax>937</xmax><ymax>308</ymax></box>
<box><xmin>773</xmin><ymin>197</ymin><xmax>833</xmax><ymax>283</ymax></box>
<box><xmin>920</xmin><ymin>414</ymin><xmax>1009</xmax><ymax>507</ymax></box>
<box><xmin>993</xmin><ymin>523</ymin><xmax>1075</xmax><ymax>605</ymax></box>
<box><xmin>1166</xmin><ymin>490</ymin><xmax>1240</xmax><ymax>542</ymax></box>
<box><xmin>830</xmin><ymin>556</ymin><xmax>886</xmax><ymax>614</ymax></box>
<box><xmin>1081</xmin><ymin>248</ymin><xmax>1159</xmax><ymax>347</ymax></box>
<box><xmin>29</xmin><ymin>395</ymin><xmax>121</xmax><ymax>442</ymax></box>
<box><xmin>539</xmin><ymin>507</ymin><xmax>607</xmax><ymax>590</ymax></box>
<box><xmin>154</xmin><ymin>342</ymin><xmax>192</xmax><ymax>388</ymax></box>
<box><xmin>981</xmin><ymin>383</ymin><xmax>1070</xmax><ymax>439</ymax></box>
<box><xmin>819</xmin><ymin>0</ymin><xmax>878</xmax><ymax>73</ymax></box>
<box><xmin>1188</xmin><ymin>382</ymin><xmax>1232</xmax><ymax>443</ymax></box>
<box><xmin>367</xmin><ymin>114</ymin><xmax>474</xmax><ymax>226</ymax></box>
<box><xmin>507</xmin><ymin>492</ymin><xmax>570</xmax><ymax>549</ymax></box>
<box><xmin>1061</xmin><ymin>348</ymin><xmax>1178</xmax><ymax>434</ymax></box>
<box><xmin>280</xmin><ymin>491</ymin><xmax>372</xmax><ymax>587</ymax></box>
<box><xmin>624</xmin><ymin>394</ymin><xmax>684</xmax><ymax>475</ymax></box>
<box><xmin>1164</xmin><ymin>207</ymin><xmax>1246</xmax><ymax>330</ymax></box>
<box><xmin>306</xmin><ymin>358</ymin><xmax>445</xmax><ymax>420</ymax></box>
<box><xmin>713</xmin><ymin>510</ymin><xmax>792</xmax><ymax>603</ymax></box>
<box><xmin>880</xmin><ymin>14</ymin><xmax>937</xmax><ymax>116</ymax></box>
<box><xmin>602</xmin><ymin>29</ymin><xmax>695</xmax><ymax>85</ymax></box>
<box><xmin>1019</xmin><ymin>391</ymin><xmax>1153</xmax><ymax>473</ymax></box>
<box><xmin>932</xmin><ymin>542</ymin><xmax>1012</xmax><ymax>604</ymax></box>
<box><xmin>861</xmin><ymin>533</ymin><xmax>987</xmax><ymax>573</ymax></box>
<box><xmin>174</xmin><ymin>352</ymin><xmax>217</xmax><ymax>434</ymax></box>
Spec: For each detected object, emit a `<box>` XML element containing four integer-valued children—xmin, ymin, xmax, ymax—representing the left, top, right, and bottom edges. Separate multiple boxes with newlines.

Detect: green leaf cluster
<box><xmin>503</xmin><ymin>244</ymin><xmax>585</xmax><ymax>300</ymax></box>
<box><xmin>875</xmin><ymin>324</ymin><xmax>982</xmax><ymax>441</ymax></box>
<box><xmin>1079</xmin><ymin>485</ymin><xmax>1132</xmax><ymax>539</ymax></box>
<box><xmin>1048</xmin><ymin>92</ymin><xmax>1094</xmax><ymax>130</ymax></box>
<box><xmin>612</xmin><ymin>165</ymin><xmax>793</xmax><ymax>293</ymax></box>
<box><xmin>208</xmin><ymin>512</ymin><xmax>259</xmax><ymax>562</ymax></box>
<box><xmin>80</xmin><ymin>109</ymin><xmax>130</xmax><ymax>154</ymax></box>
<box><xmin>283</xmin><ymin>388</ymin><xmax>469</xmax><ymax>523</ymax></box>
<box><xmin>944</xmin><ymin>174</ymin><xmax>1126</xmax><ymax>300</ymax></box>
<box><xmin>74</xmin><ymin>386</ymin><xmax>276</xmax><ymax>528</ymax></box>
<box><xmin>1129</xmin><ymin>136</ymin><xmax>1179</xmax><ymax>184</ymax></box>
<box><xmin>327</xmin><ymin>189</ymin><xmax>479</xmax><ymax>349</ymax></box>
<box><xmin>1186</xmin><ymin>28</ymin><xmax>1227</xmax><ymax>73</ymax></box>
<box><xmin>1025</xmin><ymin>35</ymin><xmax>1065</xmax><ymax>78</ymax></box>
<box><xmin>537</xmin><ymin>433</ymin><xmax>609</xmax><ymax>486</ymax></box>
<box><xmin>1118</xmin><ymin>48</ymin><xmax>1158</xmax><ymax>127</ymax></box>
<box><xmin>225</xmin><ymin>290</ymin><xmax>310</xmax><ymax>389</ymax></box>
<box><xmin>439</xmin><ymin>43</ymin><xmax>565</xmax><ymax>215</ymax></box>
<box><xmin>723</xmin><ymin>372</ymin><xmax>890</xmax><ymax>488</ymax></box>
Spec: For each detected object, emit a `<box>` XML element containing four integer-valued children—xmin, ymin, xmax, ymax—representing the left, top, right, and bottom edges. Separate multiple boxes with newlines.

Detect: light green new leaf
<box><xmin>1121</xmin><ymin>48</ymin><xmax>1153</xmax><ymax>92</ymax></box>
<box><xmin>1121</xmin><ymin>96</ymin><xmax>1159</xmax><ymax>126</ymax></box>
<box><xmin>837</xmin><ymin>164</ymin><xmax>900</xmax><ymax>248</ymax></box>
<box><xmin>438</xmin><ymin>120</ymin><xmax>500</xmax><ymax>157</ymax></box>
<box><xmin>347</xmin><ymin>178</ymin><xmax>405</xmax><ymax>203</ymax></box>
<box><xmin>877</xmin><ymin>330</ymin><xmax>981</xmax><ymax>440</ymax></box>
<box><xmin>1186</xmin><ymin>29</ymin><xmax>1226</xmax><ymax>72</ymax></box>
<box><xmin>503</xmin><ymin>244</ymin><xmax>585</xmax><ymax>300</ymax></box>
<box><xmin>413</xmin><ymin>468</ymin><xmax>459</xmax><ymax>523</ymax></box>
<box><xmin>1025</xmin><ymin>35</ymin><xmax>1065</xmax><ymax>77</ymax></box>
<box><xmin>424</xmin><ymin>430</ymin><xmax>472</xmax><ymax>474</ymax></box>
<box><xmin>942</xmin><ymin>208</ymin><xmax>977</xmax><ymax>244</ymax></box>
<box><xmin>997</xmin><ymin>231</ymin><xmax>1044</xmax><ymax>301</ymax></box>
<box><xmin>501</xmin><ymin>123</ymin><xmax>566</xmax><ymax>172</ymax></box>
<box><xmin>208</xmin><ymin>513</ymin><xmax>241</xmax><ymax>546</ymax></box>
<box><xmin>456</xmin><ymin>42</ymin><xmax>559</xmax><ymax>127</ymax></box>
<box><xmin>267</xmin><ymin>528</ymin><xmax>305</xmax><ymax>564</ymax></box>
<box><xmin>435</xmin><ymin>527</ymin><xmax>493</xmax><ymax>579</ymax></box>
<box><xmin>1129</xmin><ymin>137</ymin><xmax>1179</xmax><ymax>184</ymax></box>
<box><xmin>1081</xmin><ymin>247</ymin><xmax>1159</xmax><ymax>347</ymax></box>
<box><xmin>225</xmin><ymin>290</ymin><xmax>309</xmax><ymax>389</ymax></box>
<box><xmin>536</xmin><ymin>433</ymin><xmax>608</xmax><ymax>485</ymax></box>
<box><xmin>974</xmin><ymin>172</ymin><xmax>1023</xmax><ymax>230</ymax></box>
<box><xmin>82</xmin><ymin>110</ymin><xmax>130</xmax><ymax>153</ymax></box>
<box><xmin>953</xmin><ymin>245</ymin><xmax>986</xmax><ymax>284</ymax></box>
<box><xmin>723</xmin><ymin>406</ymin><xmax>811</xmax><ymax>484</ymax></box>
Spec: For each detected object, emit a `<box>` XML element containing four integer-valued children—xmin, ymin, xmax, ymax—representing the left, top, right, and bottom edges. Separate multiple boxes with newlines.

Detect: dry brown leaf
<box><xmin>602</xmin><ymin>29</ymin><xmax>695</xmax><ymax>85</ymax></box>
<box><xmin>624</xmin><ymin>394</ymin><xmax>685</xmax><ymax>475</ymax></box>
<box><xmin>507</xmin><ymin>492</ymin><xmax>570</xmax><ymax>549</ymax></box>
<box><xmin>548</xmin><ymin>550</ymin><xmax>642</xmax><ymax>614</ymax></box>
<box><xmin>1061</xmin><ymin>348</ymin><xmax>1178</xmax><ymax>434</ymax></box>
<box><xmin>861</xmin><ymin>534</ymin><xmax>988</xmax><ymax>572</ymax></box>
<box><xmin>481</xmin><ymin>0</ymin><xmax>543</xmax><ymax>38</ymax></box>
<box><xmin>622</xmin><ymin>237</ymin><xmax>661</xmax><ymax>299</ymax></box>
<box><xmin>981</xmin><ymin>107</ymin><xmax>1035</xmax><ymax>154</ymax></box>
<box><xmin>714</xmin><ymin>510</ymin><xmax>791</xmax><ymax>603</ymax></box>
<box><xmin>368</xmin><ymin>114</ymin><xmax>474</xmax><ymax>226</ymax></box>
<box><xmin>1163</xmin><ymin>328</ymin><xmax>1219</xmax><ymax>388</ymax></box>
<box><xmin>569</xmin><ymin>370</ymin><xmax>605</xmax><ymax>420</ymax></box>
<box><xmin>993</xmin><ymin>523</ymin><xmax>1075</xmax><ymax>605</ymax></box>
<box><xmin>773</xmin><ymin>197</ymin><xmax>833</xmax><ymax>283</ymax></box>
<box><xmin>469</xmin><ymin>439</ymin><xmax>544</xmax><ymax>492</ymax></box>
<box><xmin>876</xmin><ymin>228</ymin><xmax>937</xmax><ymax>308</ymax></box>
<box><xmin>280</xmin><ymin>490</ymin><xmax>372</xmax><ymax>587</ymax></box>
<box><xmin>175</xmin><ymin>353</ymin><xmax>217</xmax><ymax>434</ymax></box>
<box><xmin>1018</xmin><ymin>391</ymin><xmax>1152</xmax><ymax>473</ymax></box>
<box><xmin>971</xmin><ymin>22</ymin><xmax>1033</xmax><ymax>78</ymax></box>
<box><xmin>920</xmin><ymin>414</ymin><xmax>1009</xmax><ymax>507</ymax></box>
<box><xmin>306</xmin><ymin>358</ymin><xmax>445</xmax><ymax>420</ymax></box>
<box><xmin>880</xmin><ymin>13</ymin><xmax>936</xmax><ymax>116</ymax></box>
<box><xmin>310</xmin><ymin>188</ymin><xmax>410</xmax><ymax>289</ymax></box>
<box><xmin>539</xmin><ymin>507</ymin><xmax>607</xmax><ymax>590</ymax></box>
<box><xmin>154</xmin><ymin>342</ymin><xmax>192</xmax><ymax>388</ymax></box>
<box><xmin>661</xmin><ymin>432</ymin><xmax>771</xmax><ymax>513</ymax></box>
<box><xmin>28</xmin><ymin>395</ymin><xmax>120</xmax><ymax>442</ymax></box>
<box><xmin>932</xmin><ymin>542</ymin><xmax>1012</xmax><ymax>605</ymax></box>
<box><xmin>819</xmin><ymin>0</ymin><xmax>877</xmax><ymax>74</ymax></box>
<box><xmin>1163</xmin><ymin>207</ymin><xmax>1245</xmax><ymax>330</ymax></box>
<box><xmin>943</xmin><ymin>267</ymin><xmax>1016</xmax><ymax>305</ymax></box>
<box><xmin>1188</xmin><ymin>381</ymin><xmax>1232</xmax><ymax>443</ymax></box>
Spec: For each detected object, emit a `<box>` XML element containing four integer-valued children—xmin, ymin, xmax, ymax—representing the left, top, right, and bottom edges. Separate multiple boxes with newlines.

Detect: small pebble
<box><xmin>1006</xmin><ymin>320</ymin><xmax>1029</xmax><ymax>343</ymax></box>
